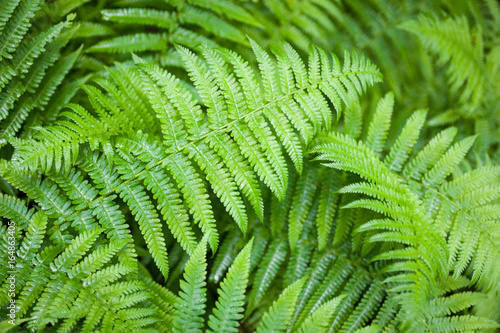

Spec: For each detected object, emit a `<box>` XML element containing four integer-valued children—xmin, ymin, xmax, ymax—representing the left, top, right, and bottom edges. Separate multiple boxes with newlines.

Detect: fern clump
<box><xmin>1</xmin><ymin>0</ymin><xmax>499</xmax><ymax>332</ymax></box>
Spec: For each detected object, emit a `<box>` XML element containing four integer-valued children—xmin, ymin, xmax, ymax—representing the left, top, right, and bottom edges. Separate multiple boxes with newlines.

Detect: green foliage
<box><xmin>0</xmin><ymin>0</ymin><xmax>81</xmax><ymax>141</ymax></box>
<box><xmin>0</xmin><ymin>211</ymin><xmax>174</xmax><ymax>331</ymax></box>
<box><xmin>1</xmin><ymin>0</ymin><xmax>500</xmax><ymax>332</ymax></box>
<box><xmin>5</xmin><ymin>41</ymin><xmax>380</xmax><ymax>260</ymax></box>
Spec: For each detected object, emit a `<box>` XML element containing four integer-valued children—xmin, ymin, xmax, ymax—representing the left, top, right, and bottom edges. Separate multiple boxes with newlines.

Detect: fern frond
<box><xmin>364</xmin><ymin>92</ymin><xmax>394</xmax><ymax>156</ymax></box>
<box><xmin>114</xmin><ymin>158</ymin><xmax>169</xmax><ymax>279</ymax></box>
<box><xmin>102</xmin><ymin>8</ymin><xmax>174</xmax><ymax>29</ymax></box>
<box><xmin>118</xmin><ymin>134</ymin><xmax>197</xmax><ymax>255</ymax></box>
<box><xmin>0</xmin><ymin>208</ymin><xmax>168</xmax><ymax>332</ymax></box>
<box><xmin>288</xmin><ymin>162</ymin><xmax>320</xmax><ymax>250</ymax></box>
<box><xmin>73</xmin><ymin>21</ymin><xmax>114</xmax><ymax>38</ymax></box>
<box><xmin>0</xmin><ymin>0</ymin><xmax>20</xmax><ymax>34</ymax></box>
<box><xmin>0</xmin><ymin>0</ymin><xmax>39</xmax><ymax>61</ymax></box>
<box><xmin>422</xmin><ymin>135</ymin><xmax>477</xmax><ymax>188</ymax></box>
<box><xmin>173</xmin><ymin>239</ymin><xmax>208</xmax><ymax>333</ymax></box>
<box><xmin>0</xmin><ymin>193</ymin><xmax>34</xmax><ymax>229</ymax></box>
<box><xmin>207</xmin><ymin>239</ymin><xmax>253</xmax><ymax>333</ymax></box>
<box><xmin>179</xmin><ymin>6</ymin><xmax>247</xmax><ymax>46</ymax></box>
<box><xmin>311</xmin><ymin>131</ymin><xmax>444</xmax><ymax>309</ymax></box>
<box><xmin>316</xmin><ymin>168</ymin><xmax>340</xmax><ymax>250</ymax></box>
<box><xmin>209</xmin><ymin>230</ymin><xmax>242</xmax><ymax>284</ymax></box>
<box><xmin>403</xmin><ymin>127</ymin><xmax>458</xmax><ymax>181</ymax></box>
<box><xmin>401</xmin><ymin>15</ymin><xmax>486</xmax><ymax>105</ymax></box>
<box><xmin>249</xmin><ymin>0</ymin><xmax>340</xmax><ymax>53</ymax></box>
<box><xmin>8</xmin><ymin>42</ymin><xmax>380</xmax><ymax>262</ymax></box>
<box><xmin>17</xmin><ymin>211</ymin><xmax>47</xmax><ymax>262</ymax></box>
<box><xmin>88</xmin><ymin>0</ymin><xmax>255</xmax><ymax>60</ymax></box>
<box><xmin>247</xmin><ymin>236</ymin><xmax>288</xmax><ymax>315</ymax></box>
<box><xmin>188</xmin><ymin>0</ymin><xmax>261</xmax><ymax>27</ymax></box>
<box><xmin>310</xmin><ymin>105</ymin><xmax>500</xmax><ymax>330</ymax></box>
<box><xmin>87</xmin><ymin>33</ymin><xmax>169</xmax><ymax>53</ymax></box>
<box><xmin>1</xmin><ymin>2</ymin><xmax>499</xmax><ymax>333</ymax></box>
<box><xmin>384</xmin><ymin>109</ymin><xmax>427</xmax><ymax>173</ymax></box>
<box><xmin>0</xmin><ymin>4</ymin><xmax>79</xmax><ymax>140</ymax></box>
<box><xmin>255</xmin><ymin>277</ymin><xmax>306</xmax><ymax>333</ymax></box>
<box><xmin>297</xmin><ymin>296</ymin><xmax>342</xmax><ymax>333</ymax></box>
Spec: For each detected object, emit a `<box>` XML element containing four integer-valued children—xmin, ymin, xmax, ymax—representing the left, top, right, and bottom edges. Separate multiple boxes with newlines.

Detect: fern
<box><xmin>400</xmin><ymin>9</ymin><xmax>500</xmax><ymax>155</ymax></box>
<box><xmin>6</xmin><ymin>42</ymin><xmax>380</xmax><ymax>257</ymax></box>
<box><xmin>0</xmin><ymin>210</ymin><xmax>173</xmax><ymax>331</ymax></box>
<box><xmin>86</xmin><ymin>0</ymin><xmax>259</xmax><ymax>59</ymax></box>
<box><xmin>310</xmin><ymin>105</ymin><xmax>500</xmax><ymax>331</ymax></box>
<box><xmin>171</xmin><ymin>238</ymin><xmax>346</xmax><ymax>332</ymax></box>
<box><xmin>401</xmin><ymin>15</ymin><xmax>486</xmax><ymax>105</ymax></box>
<box><xmin>0</xmin><ymin>0</ymin><xmax>84</xmax><ymax>142</ymax></box>
<box><xmin>207</xmin><ymin>238</ymin><xmax>253</xmax><ymax>332</ymax></box>
<box><xmin>1</xmin><ymin>0</ymin><xmax>500</xmax><ymax>332</ymax></box>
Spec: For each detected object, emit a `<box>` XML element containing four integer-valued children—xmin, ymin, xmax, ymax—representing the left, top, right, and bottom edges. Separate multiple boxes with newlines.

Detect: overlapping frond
<box><xmin>172</xmin><ymin>234</ymin><xmax>358</xmax><ymax>332</ymax></box>
<box><xmin>87</xmin><ymin>0</ymin><xmax>259</xmax><ymax>57</ymax></box>
<box><xmin>0</xmin><ymin>0</ymin><xmax>82</xmax><ymax>141</ymax></box>
<box><xmin>6</xmin><ymin>42</ymin><xmax>380</xmax><ymax>260</ymax></box>
<box><xmin>310</xmin><ymin>105</ymin><xmax>500</xmax><ymax>331</ymax></box>
<box><xmin>0</xmin><ymin>210</ymin><xmax>174</xmax><ymax>331</ymax></box>
<box><xmin>246</xmin><ymin>0</ymin><xmax>342</xmax><ymax>53</ymax></box>
<box><xmin>1</xmin><ymin>1</ymin><xmax>499</xmax><ymax>332</ymax></box>
<box><xmin>401</xmin><ymin>15</ymin><xmax>486</xmax><ymax>105</ymax></box>
<box><xmin>210</xmin><ymin>216</ymin><xmax>395</xmax><ymax>332</ymax></box>
<box><xmin>399</xmin><ymin>10</ymin><xmax>500</xmax><ymax>153</ymax></box>
<box><xmin>208</xmin><ymin>239</ymin><xmax>253</xmax><ymax>333</ymax></box>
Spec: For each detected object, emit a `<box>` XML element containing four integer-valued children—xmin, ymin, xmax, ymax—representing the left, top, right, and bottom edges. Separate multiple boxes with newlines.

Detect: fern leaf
<box><xmin>289</xmin><ymin>250</ymin><xmax>335</xmax><ymax>330</ymax></box>
<box><xmin>316</xmin><ymin>169</ymin><xmax>340</xmax><ymax>250</ymax></box>
<box><xmin>73</xmin><ymin>21</ymin><xmax>113</xmax><ymax>38</ymax></box>
<box><xmin>353</xmin><ymin>325</ymin><xmax>382</xmax><ymax>333</ymax></box>
<box><xmin>248</xmin><ymin>236</ymin><xmax>288</xmax><ymax>314</ymax></box>
<box><xmin>31</xmin><ymin>43</ymin><xmax>81</xmax><ymax>110</ymax></box>
<box><xmin>102</xmin><ymin>8</ymin><xmax>173</xmax><ymax>29</ymax></box>
<box><xmin>284</xmin><ymin>239</ymin><xmax>313</xmax><ymax>287</ymax></box>
<box><xmin>401</xmin><ymin>15</ymin><xmax>486</xmax><ymax>104</ymax></box>
<box><xmin>297</xmin><ymin>256</ymin><xmax>355</xmax><ymax>329</ymax></box>
<box><xmin>138</xmin><ymin>69</ymin><xmax>188</xmax><ymax>150</ymax></box>
<box><xmin>0</xmin><ymin>193</ymin><xmax>34</xmax><ymax>229</ymax></box>
<box><xmin>120</xmin><ymin>134</ymin><xmax>197</xmax><ymax>254</ymax></box>
<box><xmin>50</xmin><ymin>227</ymin><xmax>102</xmax><ymax>272</ymax></box>
<box><xmin>403</xmin><ymin>127</ymin><xmax>458</xmax><ymax>181</ymax></box>
<box><xmin>338</xmin><ymin>283</ymin><xmax>386</xmax><ymax>331</ymax></box>
<box><xmin>217</xmin><ymin>46</ymin><xmax>289</xmax><ymax>193</ymax></box>
<box><xmin>206</xmin><ymin>132</ymin><xmax>264</xmax><ymax>221</ymax></box>
<box><xmin>0</xmin><ymin>15</ymin><xmax>72</xmax><ymax>89</ymax></box>
<box><xmin>288</xmin><ymin>163</ymin><xmax>320</xmax><ymax>250</ymax></box>
<box><xmin>179</xmin><ymin>6</ymin><xmax>247</xmax><ymax>45</ymax></box>
<box><xmin>87</xmin><ymin>33</ymin><xmax>168</xmax><ymax>53</ymax></box>
<box><xmin>422</xmin><ymin>135</ymin><xmax>477</xmax><ymax>188</ymax></box>
<box><xmin>297</xmin><ymin>296</ymin><xmax>343</xmax><ymax>333</ymax></box>
<box><xmin>68</xmin><ymin>238</ymin><xmax>129</xmax><ymax>280</ymax></box>
<box><xmin>189</xmin><ymin>143</ymin><xmax>248</xmax><ymax>233</ymax></box>
<box><xmin>173</xmin><ymin>239</ymin><xmax>208</xmax><ymax>333</ymax></box>
<box><xmin>0</xmin><ymin>0</ymin><xmax>20</xmax><ymax>33</ymax></box>
<box><xmin>208</xmin><ymin>239</ymin><xmax>253</xmax><ymax>333</ymax></box>
<box><xmin>384</xmin><ymin>109</ymin><xmax>427</xmax><ymax>173</ymax></box>
<box><xmin>209</xmin><ymin>230</ymin><xmax>241</xmax><ymax>284</ymax></box>
<box><xmin>17</xmin><ymin>211</ymin><xmax>46</xmax><ymax>261</ymax></box>
<box><xmin>134</xmin><ymin>54</ymin><xmax>204</xmax><ymax>138</ymax></box>
<box><xmin>251</xmin><ymin>40</ymin><xmax>304</xmax><ymax>174</ymax></box>
<box><xmin>115</xmin><ymin>172</ymin><xmax>169</xmax><ymax>279</ymax></box>
<box><xmin>164</xmin><ymin>153</ymin><xmax>219</xmax><ymax>251</ymax></box>
<box><xmin>364</xmin><ymin>92</ymin><xmax>394</xmax><ymax>156</ymax></box>
<box><xmin>189</xmin><ymin>0</ymin><xmax>261</xmax><ymax>27</ymax></box>
<box><xmin>310</xmin><ymin>131</ymin><xmax>448</xmax><ymax>323</ymax></box>
<box><xmin>255</xmin><ymin>277</ymin><xmax>306</xmax><ymax>333</ymax></box>
<box><xmin>0</xmin><ymin>0</ymin><xmax>39</xmax><ymax>60</ymax></box>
